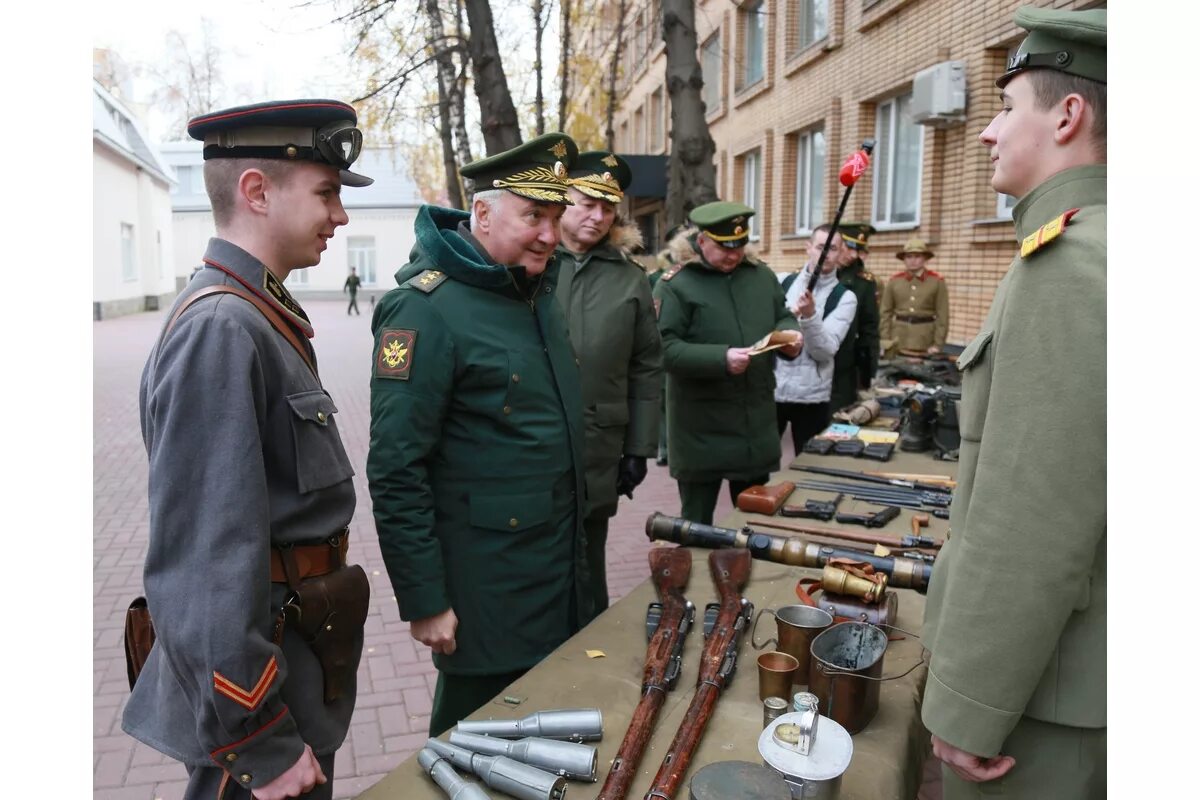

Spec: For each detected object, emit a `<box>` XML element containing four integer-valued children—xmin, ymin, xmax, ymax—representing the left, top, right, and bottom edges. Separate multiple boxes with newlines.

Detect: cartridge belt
<box><xmin>895</xmin><ymin>314</ymin><xmax>935</xmax><ymax>324</ymax></box>
<box><xmin>270</xmin><ymin>529</ymin><xmax>349</xmax><ymax>583</ymax></box>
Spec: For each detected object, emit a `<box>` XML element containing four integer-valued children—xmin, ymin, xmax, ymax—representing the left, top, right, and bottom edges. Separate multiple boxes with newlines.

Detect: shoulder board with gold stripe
<box><xmin>862</xmin><ymin>271</ymin><xmax>875</xmax><ymax>281</ymax></box>
<box><xmin>1021</xmin><ymin>208</ymin><xmax>1081</xmax><ymax>259</ymax></box>
<box><xmin>660</xmin><ymin>263</ymin><xmax>685</xmax><ymax>282</ymax></box>
<box><xmin>406</xmin><ymin>269</ymin><xmax>448</xmax><ymax>293</ymax></box>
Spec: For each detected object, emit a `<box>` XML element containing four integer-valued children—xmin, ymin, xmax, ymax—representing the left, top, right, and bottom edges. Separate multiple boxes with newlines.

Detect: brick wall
<box><xmin>572</xmin><ymin>0</ymin><xmax>1104</xmax><ymax>344</ymax></box>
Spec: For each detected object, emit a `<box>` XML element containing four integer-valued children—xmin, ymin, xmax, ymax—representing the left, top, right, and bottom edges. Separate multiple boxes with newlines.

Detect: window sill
<box><xmin>859</xmin><ymin>0</ymin><xmax>921</xmax><ymax>32</ymax></box>
<box><xmin>783</xmin><ymin>38</ymin><xmax>834</xmax><ymax>79</ymax></box>
<box><xmin>705</xmin><ymin>103</ymin><xmax>727</xmax><ymax>125</ymax></box>
<box><xmin>969</xmin><ymin>218</ymin><xmax>1016</xmax><ymax>244</ymax></box>
<box><xmin>871</xmin><ymin>221</ymin><xmax>921</xmax><ymax>233</ymax></box>
<box><xmin>733</xmin><ymin>77</ymin><xmax>772</xmax><ymax>109</ymax></box>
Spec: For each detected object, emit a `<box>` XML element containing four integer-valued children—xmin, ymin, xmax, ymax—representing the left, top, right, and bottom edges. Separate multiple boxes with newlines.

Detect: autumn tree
<box><xmin>661</xmin><ymin>0</ymin><xmax>718</xmax><ymax>228</ymax></box>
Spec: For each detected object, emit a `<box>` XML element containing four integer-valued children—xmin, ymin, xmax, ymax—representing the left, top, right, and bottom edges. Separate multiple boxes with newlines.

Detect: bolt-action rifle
<box><xmin>646</xmin><ymin>513</ymin><xmax>931</xmax><ymax>593</ymax></box>
<box><xmin>642</xmin><ymin>549</ymin><xmax>753</xmax><ymax>800</ymax></box>
<box><xmin>597</xmin><ymin>547</ymin><xmax>696</xmax><ymax>800</ymax></box>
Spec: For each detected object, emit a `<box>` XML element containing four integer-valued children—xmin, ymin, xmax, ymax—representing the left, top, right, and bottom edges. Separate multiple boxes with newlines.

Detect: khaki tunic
<box><xmin>879</xmin><ymin>268</ymin><xmax>950</xmax><ymax>352</ymax></box>
<box><xmin>921</xmin><ymin>165</ymin><xmax>1106</xmax><ymax>758</ymax></box>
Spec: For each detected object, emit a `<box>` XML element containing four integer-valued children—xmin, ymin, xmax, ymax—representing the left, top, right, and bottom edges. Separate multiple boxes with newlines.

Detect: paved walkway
<box><xmin>93</xmin><ymin>300</ymin><xmax>939</xmax><ymax>799</ymax></box>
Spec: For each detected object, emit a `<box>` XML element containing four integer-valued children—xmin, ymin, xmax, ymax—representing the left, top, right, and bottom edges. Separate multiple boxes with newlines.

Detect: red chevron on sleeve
<box><xmin>213</xmin><ymin>656</ymin><xmax>278</xmax><ymax>711</ymax></box>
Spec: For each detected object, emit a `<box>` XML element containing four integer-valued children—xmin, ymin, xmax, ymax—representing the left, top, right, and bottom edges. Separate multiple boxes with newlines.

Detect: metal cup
<box><xmin>757</xmin><ymin>651</ymin><xmax>800</xmax><ymax>701</ymax></box>
<box><xmin>752</xmin><ymin>605</ymin><xmax>834</xmax><ymax>687</ymax></box>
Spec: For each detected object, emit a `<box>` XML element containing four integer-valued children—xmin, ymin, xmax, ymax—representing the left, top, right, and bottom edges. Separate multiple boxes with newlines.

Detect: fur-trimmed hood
<box><xmin>604</xmin><ymin>216</ymin><xmax>644</xmax><ymax>255</ymax></box>
<box><xmin>666</xmin><ymin>227</ymin><xmax>761</xmax><ymax>268</ymax></box>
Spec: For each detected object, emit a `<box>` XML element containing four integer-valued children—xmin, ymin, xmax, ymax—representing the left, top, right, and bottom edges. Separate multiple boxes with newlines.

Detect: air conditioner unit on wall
<box><xmin>911</xmin><ymin>61</ymin><xmax>967</xmax><ymax>128</ymax></box>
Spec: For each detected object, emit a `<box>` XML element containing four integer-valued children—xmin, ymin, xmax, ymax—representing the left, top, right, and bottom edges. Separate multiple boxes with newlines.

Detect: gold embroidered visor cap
<box><xmin>187</xmin><ymin>99</ymin><xmax>373</xmax><ymax>187</ymax></box>
<box><xmin>838</xmin><ymin>221</ymin><xmax>877</xmax><ymax>253</ymax></box>
<box><xmin>460</xmin><ymin>133</ymin><xmax>579</xmax><ymax>205</ymax></box>
<box><xmin>998</xmin><ymin>6</ymin><xmax>1106</xmax><ymax>88</ymax></box>
<box><xmin>689</xmin><ymin>201</ymin><xmax>756</xmax><ymax>249</ymax></box>
<box><xmin>568</xmin><ymin>151</ymin><xmax>633</xmax><ymax>203</ymax></box>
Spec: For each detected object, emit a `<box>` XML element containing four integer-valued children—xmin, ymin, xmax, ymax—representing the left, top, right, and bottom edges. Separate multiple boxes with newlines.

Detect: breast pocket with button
<box><xmin>286</xmin><ymin>390</ymin><xmax>355</xmax><ymax>493</ymax></box>
<box><xmin>954</xmin><ymin>330</ymin><xmax>993</xmax><ymax>443</ymax></box>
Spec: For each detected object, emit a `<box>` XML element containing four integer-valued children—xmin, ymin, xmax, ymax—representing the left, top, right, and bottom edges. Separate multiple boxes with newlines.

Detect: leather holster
<box><xmin>124</xmin><ymin>597</ymin><xmax>157</xmax><ymax>691</ymax></box>
<box><xmin>735</xmin><ymin>481</ymin><xmax>796</xmax><ymax>515</ymax></box>
<box><xmin>283</xmin><ymin>564</ymin><xmax>371</xmax><ymax>703</ymax></box>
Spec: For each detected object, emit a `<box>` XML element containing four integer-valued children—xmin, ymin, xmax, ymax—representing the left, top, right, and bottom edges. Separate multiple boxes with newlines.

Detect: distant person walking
<box><xmin>344</xmin><ymin>266</ymin><xmax>362</xmax><ymax>315</ymax></box>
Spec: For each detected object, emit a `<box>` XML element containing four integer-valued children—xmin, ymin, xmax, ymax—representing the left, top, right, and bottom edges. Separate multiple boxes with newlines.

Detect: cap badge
<box><xmin>602</xmin><ymin>171</ymin><xmax>614</xmax><ymax>182</ymax></box>
<box><xmin>602</xmin><ymin>154</ymin><xmax>619</xmax><ymax>167</ymax></box>
<box><xmin>551</xmin><ymin>140</ymin><xmax>568</xmax><ymax>159</ymax></box>
<box><xmin>554</xmin><ymin>161</ymin><xmax>567</xmax><ymax>179</ymax></box>
<box><xmin>734</xmin><ymin>225</ymin><xmax>744</xmax><ymax>235</ymax></box>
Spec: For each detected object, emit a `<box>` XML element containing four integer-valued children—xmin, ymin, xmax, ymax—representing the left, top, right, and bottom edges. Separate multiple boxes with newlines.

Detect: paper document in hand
<box><xmin>747</xmin><ymin>330</ymin><xmax>802</xmax><ymax>356</ymax></box>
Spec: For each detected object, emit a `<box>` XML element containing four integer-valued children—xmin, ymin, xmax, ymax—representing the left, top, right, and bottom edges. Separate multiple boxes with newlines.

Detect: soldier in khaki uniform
<box><xmin>879</xmin><ymin>237</ymin><xmax>950</xmax><ymax>355</ymax></box>
<box><xmin>920</xmin><ymin>7</ymin><xmax>1106</xmax><ymax>798</ymax></box>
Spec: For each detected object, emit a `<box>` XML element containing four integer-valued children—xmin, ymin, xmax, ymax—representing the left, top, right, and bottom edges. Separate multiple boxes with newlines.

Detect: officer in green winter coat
<box><xmin>367</xmin><ymin>134</ymin><xmax>590</xmax><ymax>737</ymax></box>
<box><xmin>831</xmin><ymin>222</ymin><xmax>880</xmax><ymax>409</ymax></box>
<box><xmin>552</xmin><ymin>150</ymin><xmax>662</xmax><ymax>621</ymax></box>
<box><xmin>921</xmin><ymin>8</ymin><xmax>1106</xmax><ymax>798</ymax></box>
<box><xmin>653</xmin><ymin>202</ymin><xmax>801</xmax><ymax>525</ymax></box>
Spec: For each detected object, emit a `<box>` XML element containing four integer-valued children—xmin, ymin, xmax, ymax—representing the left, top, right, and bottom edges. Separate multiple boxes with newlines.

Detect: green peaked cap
<box><xmin>838</xmin><ymin>221</ymin><xmax>877</xmax><ymax>252</ymax></box>
<box><xmin>568</xmin><ymin>151</ymin><xmax>633</xmax><ymax>203</ymax></box>
<box><xmin>689</xmin><ymin>201</ymin><xmax>755</xmax><ymax>249</ymax></box>
<box><xmin>460</xmin><ymin>132</ymin><xmax>579</xmax><ymax>204</ymax></box>
<box><xmin>998</xmin><ymin>6</ymin><xmax>1106</xmax><ymax>88</ymax></box>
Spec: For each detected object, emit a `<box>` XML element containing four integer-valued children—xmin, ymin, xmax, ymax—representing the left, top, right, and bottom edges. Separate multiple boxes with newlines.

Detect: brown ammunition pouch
<box><xmin>735</xmin><ymin>481</ymin><xmax>796</xmax><ymax>516</ymax></box>
<box><xmin>795</xmin><ymin>560</ymin><xmax>903</xmax><ymax>637</ymax></box>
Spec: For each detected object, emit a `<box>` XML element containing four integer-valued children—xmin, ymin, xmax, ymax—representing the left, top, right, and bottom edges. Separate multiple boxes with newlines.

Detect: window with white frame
<box><xmin>793</xmin><ymin>0</ymin><xmax>828</xmax><ymax>52</ymax></box>
<box><xmin>742</xmin><ymin>0</ymin><xmax>766</xmax><ymax>89</ymax></box>
<box><xmin>742</xmin><ymin>149</ymin><xmax>762</xmax><ymax>240</ymax></box>
<box><xmin>286</xmin><ymin>267</ymin><xmax>309</xmax><ymax>286</ymax></box>
<box><xmin>994</xmin><ymin>46</ymin><xmax>1020</xmax><ymax>220</ymax></box>
<box><xmin>649</xmin><ymin>88</ymin><xmax>664</xmax><ymax>151</ymax></box>
<box><xmin>121</xmin><ymin>223</ymin><xmax>136</xmax><ymax>281</ymax></box>
<box><xmin>633</xmin><ymin>107</ymin><xmax>645</xmax><ymax>153</ymax></box>
<box><xmin>794</xmin><ymin>126</ymin><xmax>826</xmax><ymax>234</ymax></box>
<box><xmin>701</xmin><ymin>31</ymin><xmax>722</xmax><ymax>114</ymax></box>
<box><xmin>348</xmin><ymin>236</ymin><xmax>377</xmax><ymax>285</ymax></box>
<box><xmin>872</xmin><ymin>92</ymin><xmax>924</xmax><ymax>226</ymax></box>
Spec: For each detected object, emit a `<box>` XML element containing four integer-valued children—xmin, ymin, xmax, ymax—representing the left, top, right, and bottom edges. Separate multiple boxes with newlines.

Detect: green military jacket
<box><xmin>831</xmin><ymin>259</ymin><xmax>880</xmax><ymax>409</ymax></box>
<box><xmin>922</xmin><ymin>165</ymin><xmax>1107</xmax><ymax>756</ymax></box>
<box><xmin>879</xmin><ymin>267</ymin><xmax>950</xmax><ymax>353</ymax></box>
<box><xmin>367</xmin><ymin>205</ymin><xmax>590</xmax><ymax>676</ymax></box>
<box><xmin>553</xmin><ymin>235</ymin><xmax>663</xmax><ymax>517</ymax></box>
<box><xmin>653</xmin><ymin>243</ymin><xmax>799</xmax><ymax>481</ymax></box>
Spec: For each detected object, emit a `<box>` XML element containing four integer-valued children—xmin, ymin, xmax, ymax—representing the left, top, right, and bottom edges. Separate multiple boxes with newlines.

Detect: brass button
<box><xmin>285</xmin><ymin>146</ymin><xmax>297</xmax><ymax>158</ymax></box>
<box><xmin>575</xmin><ymin>357</ymin><xmax>581</xmax><ymax>366</ymax></box>
<box><xmin>503</xmin><ymin>405</ymin><xmax>512</xmax><ymax>415</ymax></box>
<box><xmin>511</xmin><ymin>373</ymin><xmax>520</xmax><ymax>383</ymax></box>
<box><xmin>509</xmin><ymin>518</ymin><xmax>519</xmax><ymax>528</ymax></box>
<box><xmin>224</xmin><ymin>753</ymin><xmax>238</xmax><ymax>763</ymax></box>
<box><xmin>240</xmin><ymin>773</ymin><xmax>253</xmax><ymax>784</ymax></box>
<box><xmin>317</xmin><ymin>411</ymin><xmax>327</xmax><ymax>423</ymax></box>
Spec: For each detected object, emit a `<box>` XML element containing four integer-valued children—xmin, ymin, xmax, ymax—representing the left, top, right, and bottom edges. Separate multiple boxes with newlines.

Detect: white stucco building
<box><xmin>160</xmin><ymin>143</ymin><xmax>424</xmax><ymax>301</ymax></box>
<box><xmin>92</xmin><ymin>81</ymin><xmax>176</xmax><ymax>320</ymax></box>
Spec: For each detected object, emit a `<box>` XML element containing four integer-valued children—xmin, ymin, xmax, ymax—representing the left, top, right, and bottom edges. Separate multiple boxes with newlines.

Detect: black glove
<box><xmin>615</xmin><ymin>456</ymin><xmax>648</xmax><ymax>499</ymax></box>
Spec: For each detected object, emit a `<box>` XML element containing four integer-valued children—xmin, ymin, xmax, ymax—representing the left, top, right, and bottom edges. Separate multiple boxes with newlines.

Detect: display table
<box><xmin>359</xmin><ymin>449</ymin><xmax>953</xmax><ymax>800</ymax></box>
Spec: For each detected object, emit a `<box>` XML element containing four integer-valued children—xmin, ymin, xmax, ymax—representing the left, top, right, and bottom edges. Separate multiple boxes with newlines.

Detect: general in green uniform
<box><xmin>921</xmin><ymin>7</ymin><xmax>1106</xmax><ymax>798</ymax></box>
<box><xmin>553</xmin><ymin>151</ymin><xmax>663</xmax><ymax>621</ymax></box>
<box><xmin>831</xmin><ymin>222</ymin><xmax>881</xmax><ymax>409</ymax></box>
<box><xmin>367</xmin><ymin>134</ymin><xmax>591</xmax><ymax>737</ymax></box>
<box><xmin>879</xmin><ymin>237</ymin><xmax>950</xmax><ymax>355</ymax></box>
<box><xmin>653</xmin><ymin>202</ymin><xmax>800</xmax><ymax>524</ymax></box>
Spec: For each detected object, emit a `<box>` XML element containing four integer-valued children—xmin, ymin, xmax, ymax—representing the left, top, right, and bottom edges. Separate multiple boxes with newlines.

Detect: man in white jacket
<box><xmin>775</xmin><ymin>224</ymin><xmax>858</xmax><ymax>453</ymax></box>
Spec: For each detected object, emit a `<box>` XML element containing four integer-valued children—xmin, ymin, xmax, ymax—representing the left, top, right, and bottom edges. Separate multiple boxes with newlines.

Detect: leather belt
<box><xmin>270</xmin><ymin>530</ymin><xmax>349</xmax><ymax>584</ymax></box>
<box><xmin>895</xmin><ymin>314</ymin><xmax>935</xmax><ymax>324</ymax></box>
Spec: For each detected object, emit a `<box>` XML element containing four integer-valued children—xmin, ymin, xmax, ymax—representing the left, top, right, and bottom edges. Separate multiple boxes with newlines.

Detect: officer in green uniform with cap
<box><xmin>367</xmin><ymin>133</ymin><xmax>591</xmax><ymax>737</ymax></box>
<box><xmin>921</xmin><ymin>7</ymin><xmax>1106</xmax><ymax>797</ymax></box>
<box><xmin>653</xmin><ymin>202</ymin><xmax>800</xmax><ymax>524</ymax></box>
<box><xmin>830</xmin><ymin>222</ymin><xmax>880</xmax><ymax>409</ymax></box>
<box><xmin>552</xmin><ymin>151</ymin><xmax>662</xmax><ymax>621</ymax></box>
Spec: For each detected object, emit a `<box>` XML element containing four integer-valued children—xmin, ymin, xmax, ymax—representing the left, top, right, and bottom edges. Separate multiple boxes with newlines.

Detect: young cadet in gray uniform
<box><xmin>123</xmin><ymin>100</ymin><xmax>374</xmax><ymax>800</ymax></box>
<box><xmin>654</xmin><ymin>202</ymin><xmax>801</xmax><ymax>525</ymax></box>
<box><xmin>367</xmin><ymin>134</ymin><xmax>589</xmax><ymax>737</ymax></box>
<box><xmin>553</xmin><ymin>151</ymin><xmax>663</xmax><ymax>621</ymax></box>
<box><xmin>920</xmin><ymin>8</ymin><xmax>1106</xmax><ymax>798</ymax></box>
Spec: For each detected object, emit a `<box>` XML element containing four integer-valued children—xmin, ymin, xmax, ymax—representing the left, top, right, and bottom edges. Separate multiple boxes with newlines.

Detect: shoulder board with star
<box><xmin>660</xmin><ymin>263</ymin><xmax>685</xmax><ymax>282</ymax></box>
<box><xmin>405</xmin><ymin>269</ymin><xmax>448</xmax><ymax>293</ymax></box>
<box><xmin>1021</xmin><ymin>208</ymin><xmax>1081</xmax><ymax>259</ymax></box>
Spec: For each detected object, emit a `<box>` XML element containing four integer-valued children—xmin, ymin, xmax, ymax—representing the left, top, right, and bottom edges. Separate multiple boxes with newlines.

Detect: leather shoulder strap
<box><xmin>164</xmin><ymin>284</ymin><xmax>317</xmax><ymax>378</ymax></box>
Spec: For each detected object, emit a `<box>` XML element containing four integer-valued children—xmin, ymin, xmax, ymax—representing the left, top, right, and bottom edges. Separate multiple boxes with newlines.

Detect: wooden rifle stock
<box><xmin>597</xmin><ymin>548</ymin><xmax>695</xmax><ymax>800</ymax></box>
<box><xmin>642</xmin><ymin>549</ymin><xmax>753</xmax><ymax>800</ymax></box>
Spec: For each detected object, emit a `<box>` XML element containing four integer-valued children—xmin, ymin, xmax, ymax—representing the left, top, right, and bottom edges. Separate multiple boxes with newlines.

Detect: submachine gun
<box><xmin>642</xmin><ymin>549</ymin><xmax>754</xmax><ymax>800</ymax></box>
<box><xmin>645</xmin><ymin>513</ymin><xmax>931</xmax><ymax>594</ymax></box>
<box><xmin>597</xmin><ymin>547</ymin><xmax>696</xmax><ymax>800</ymax></box>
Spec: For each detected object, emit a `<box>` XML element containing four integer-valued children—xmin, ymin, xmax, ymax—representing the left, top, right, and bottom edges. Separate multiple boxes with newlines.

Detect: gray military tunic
<box><xmin>122</xmin><ymin>238</ymin><xmax>361</xmax><ymax>792</ymax></box>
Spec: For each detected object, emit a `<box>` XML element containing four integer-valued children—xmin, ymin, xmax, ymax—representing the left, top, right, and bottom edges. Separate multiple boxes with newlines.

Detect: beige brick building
<box><xmin>570</xmin><ymin>0</ymin><xmax>1103</xmax><ymax>344</ymax></box>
